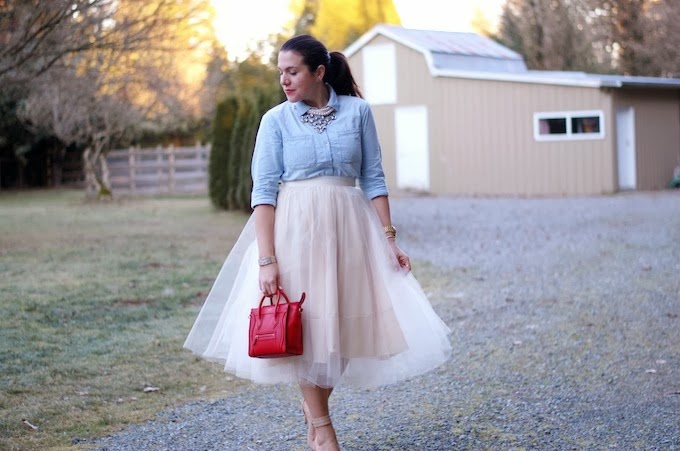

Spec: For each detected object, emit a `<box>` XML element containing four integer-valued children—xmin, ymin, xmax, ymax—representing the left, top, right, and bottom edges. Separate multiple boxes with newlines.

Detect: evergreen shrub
<box><xmin>209</xmin><ymin>86</ymin><xmax>283</xmax><ymax>211</ymax></box>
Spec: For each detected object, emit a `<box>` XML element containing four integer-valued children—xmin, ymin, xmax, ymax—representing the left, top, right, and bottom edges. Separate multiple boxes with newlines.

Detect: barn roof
<box><xmin>345</xmin><ymin>24</ymin><xmax>527</xmax><ymax>73</ymax></box>
<box><xmin>345</xmin><ymin>25</ymin><xmax>680</xmax><ymax>89</ymax></box>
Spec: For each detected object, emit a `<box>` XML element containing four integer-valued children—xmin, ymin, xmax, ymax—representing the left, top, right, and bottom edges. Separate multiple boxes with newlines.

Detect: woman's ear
<box><xmin>316</xmin><ymin>64</ymin><xmax>326</xmax><ymax>82</ymax></box>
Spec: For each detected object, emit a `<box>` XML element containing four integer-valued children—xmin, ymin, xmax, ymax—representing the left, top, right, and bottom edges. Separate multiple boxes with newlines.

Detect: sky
<box><xmin>210</xmin><ymin>0</ymin><xmax>506</xmax><ymax>60</ymax></box>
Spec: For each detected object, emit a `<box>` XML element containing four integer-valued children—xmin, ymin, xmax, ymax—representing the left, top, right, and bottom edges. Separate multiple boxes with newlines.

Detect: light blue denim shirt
<box><xmin>250</xmin><ymin>86</ymin><xmax>388</xmax><ymax>208</ymax></box>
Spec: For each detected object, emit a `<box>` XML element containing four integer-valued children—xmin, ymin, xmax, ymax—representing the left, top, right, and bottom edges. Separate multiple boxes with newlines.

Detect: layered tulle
<box><xmin>184</xmin><ymin>176</ymin><xmax>451</xmax><ymax>389</ymax></box>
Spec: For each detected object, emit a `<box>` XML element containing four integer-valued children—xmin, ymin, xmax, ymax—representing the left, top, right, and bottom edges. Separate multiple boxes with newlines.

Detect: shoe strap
<box><xmin>311</xmin><ymin>415</ymin><xmax>332</xmax><ymax>428</ymax></box>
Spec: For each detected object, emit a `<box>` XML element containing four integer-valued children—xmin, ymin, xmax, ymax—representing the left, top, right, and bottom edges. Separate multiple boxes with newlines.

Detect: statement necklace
<box><xmin>301</xmin><ymin>105</ymin><xmax>336</xmax><ymax>133</ymax></box>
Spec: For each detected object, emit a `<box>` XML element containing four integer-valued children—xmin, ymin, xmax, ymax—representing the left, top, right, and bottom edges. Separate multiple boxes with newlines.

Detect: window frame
<box><xmin>533</xmin><ymin>110</ymin><xmax>605</xmax><ymax>142</ymax></box>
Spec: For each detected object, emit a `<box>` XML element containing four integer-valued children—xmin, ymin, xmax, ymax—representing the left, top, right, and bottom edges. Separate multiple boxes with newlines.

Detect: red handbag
<box><xmin>248</xmin><ymin>288</ymin><xmax>306</xmax><ymax>358</ymax></box>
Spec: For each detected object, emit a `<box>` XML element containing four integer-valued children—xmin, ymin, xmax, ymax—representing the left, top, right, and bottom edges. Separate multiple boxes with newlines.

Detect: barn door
<box><xmin>394</xmin><ymin>106</ymin><xmax>430</xmax><ymax>191</ymax></box>
<box><xmin>616</xmin><ymin>107</ymin><xmax>636</xmax><ymax>190</ymax></box>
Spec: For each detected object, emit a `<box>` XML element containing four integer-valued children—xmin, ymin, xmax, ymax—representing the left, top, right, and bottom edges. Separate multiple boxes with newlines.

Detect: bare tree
<box><xmin>0</xmin><ymin>1</ymin><xmax>165</xmax><ymax>85</ymax></box>
<box><xmin>579</xmin><ymin>0</ymin><xmax>652</xmax><ymax>75</ymax></box>
<box><xmin>497</xmin><ymin>0</ymin><xmax>604</xmax><ymax>72</ymax></box>
<box><xmin>5</xmin><ymin>0</ymin><xmax>218</xmax><ymax>195</ymax></box>
<box><xmin>18</xmin><ymin>67</ymin><xmax>141</xmax><ymax>196</ymax></box>
<box><xmin>641</xmin><ymin>0</ymin><xmax>680</xmax><ymax>77</ymax></box>
<box><xmin>581</xmin><ymin>0</ymin><xmax>680</xmax><ymax>76</ymax></box>
<box><xmin>504</xmin><ymin>0</ymin><xmax>680</xmax><ymax>76</ymax></box>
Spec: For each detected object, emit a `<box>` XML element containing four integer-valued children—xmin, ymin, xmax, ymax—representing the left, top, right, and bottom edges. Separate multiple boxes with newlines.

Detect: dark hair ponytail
<box><xmin>326</xmin><ymin>51</ymin><xmax>362</xmax><ymax>98</ymax></box>
<box><xmin>280</xmin><ymin>35</ymin><xmax>363</xmax><ymax>98</ymax></box>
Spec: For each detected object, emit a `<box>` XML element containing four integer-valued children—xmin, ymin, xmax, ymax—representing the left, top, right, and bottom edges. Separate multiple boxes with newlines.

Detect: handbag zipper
<box><xmin>255</xmin><ymin>333</ymin><xmax>276</xmax><ymax>341</ymax></box>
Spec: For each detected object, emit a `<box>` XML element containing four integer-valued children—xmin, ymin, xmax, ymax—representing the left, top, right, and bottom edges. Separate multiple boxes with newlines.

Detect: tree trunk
<box><xmin>82</xmin><ymin>145</ymin><xmax>112</xmax><ymax>198</ymax></box>
<box><xmin>97</xmin><ymin>150</ymin><xmax>112</xmax><ymax>197</ymax></box>
<box><xmin>49</xmin><ymin>145</ymin><xmax>66</xmax><ymax>187</ymax></box>
<box><xmin>82</xmin><ymin>147</ymin><xmax>98</xmax><ymax>197</ymax></box>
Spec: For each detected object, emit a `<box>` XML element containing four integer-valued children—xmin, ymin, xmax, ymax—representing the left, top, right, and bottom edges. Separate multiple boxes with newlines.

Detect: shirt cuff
<box><xmin>361</xmin><ymin>184</ymin><xmax>389</xmax><ymax>200</ymax></box>
<box><xmin>250</xmin><ymin>189</ymin><xmax>278</xmax><ymax>208</ymax></box>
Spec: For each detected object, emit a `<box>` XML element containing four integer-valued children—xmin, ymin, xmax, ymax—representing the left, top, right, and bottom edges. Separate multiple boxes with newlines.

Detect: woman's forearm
<box><xmin>372</xmin><ymin>194</ymin><xmax>410</xmax><ymax>269</ymax></box>
<box><xmin>371</xmin><ymin>195</ymin><xmax>393</xmax><ymax>228</ymax></box>
<box><xmin>253</xmin><ymin>204</ymin><xmax>276</xmax><ymax>257</ymax></box>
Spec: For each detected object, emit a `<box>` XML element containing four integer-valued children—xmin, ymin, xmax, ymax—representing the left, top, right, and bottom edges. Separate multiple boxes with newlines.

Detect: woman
<box><xmin>185</xmin><ymin>35</ymin><xmax>451</xmax><ymax>450</ymax></box>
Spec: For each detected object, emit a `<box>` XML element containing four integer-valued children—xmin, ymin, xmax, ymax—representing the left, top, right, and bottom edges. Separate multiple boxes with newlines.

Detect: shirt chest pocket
<box><xmin>331</xmin><ymin>129</ymin><xmax>362</xmax><ymax>164</ymax></box>
<box><xmin>282</xmin><ymin>135</ymin><xmax>316</xmax><ymax>170</ymax></box>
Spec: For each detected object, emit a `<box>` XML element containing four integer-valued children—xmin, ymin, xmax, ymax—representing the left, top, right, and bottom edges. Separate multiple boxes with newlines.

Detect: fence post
<box><xmin>167</xmin><ymin>144</ymin><xmax>175</xmax><ymax>193</ymax></box>
<box><xmin>156</xmin><ymin>146</ymin><xmax>164</xmax><ymax>193</ymax></box>
<box><xmin>203</xmin><ymin>143</ymin><xmax>212</xmax><ymax>192</ymax></box>
<box><xmin>128</xmin><ymin>146</ymin><xmax>136</xmax><ymax>193</ymax></box>
<box><xmin>195</xmin><ymin>142</ymin><xmax>203</xmax><ymax>179</ymax></box>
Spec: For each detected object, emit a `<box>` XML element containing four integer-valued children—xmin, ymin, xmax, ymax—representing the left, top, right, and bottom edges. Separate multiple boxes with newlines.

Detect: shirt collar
<box><xmin>293</xmin><ymin>84</ymin><xmax>339</xmax><ymax>116</ymax></box>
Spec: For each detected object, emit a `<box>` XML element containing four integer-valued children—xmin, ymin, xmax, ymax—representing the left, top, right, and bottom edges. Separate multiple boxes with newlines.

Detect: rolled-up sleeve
<box><xmin>358</xmin><ymin>104</ymin><xmax>389</xmax><ymax>199</ymax></box>
<box><xmin>250</xmin><ymin>111</ymin><xmax>283</xmax><ymax>208</ymax></box>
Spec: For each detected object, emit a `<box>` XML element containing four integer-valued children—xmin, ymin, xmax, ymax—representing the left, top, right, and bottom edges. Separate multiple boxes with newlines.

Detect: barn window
<box><xmin>362</xmin><ymin>43</ymin><xmax>397</xmax><ymax>105</ymax></box>
<box><xmin>534</xmin><ymin>110</ymin><xmax>605</xmax><ymax>141</ymax></box>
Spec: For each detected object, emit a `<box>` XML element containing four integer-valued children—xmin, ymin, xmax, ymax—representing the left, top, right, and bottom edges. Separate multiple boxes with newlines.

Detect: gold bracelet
<box><xmin>382</xmin><ymin>224</ymin><xmax>397</xmax><ymax>238</ymax></box>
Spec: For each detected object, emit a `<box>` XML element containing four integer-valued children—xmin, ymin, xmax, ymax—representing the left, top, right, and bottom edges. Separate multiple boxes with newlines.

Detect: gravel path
<box><xmin>93</xmin><ymin>192</ymin><xmax>680</xmax><ymax>450</ymax></box>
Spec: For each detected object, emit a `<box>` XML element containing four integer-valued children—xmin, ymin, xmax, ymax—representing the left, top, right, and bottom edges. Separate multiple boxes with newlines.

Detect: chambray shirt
<box><xmin>250</xmin><ymin>86</ymin><xmax>388</xmax><ymax>208</ymax></box>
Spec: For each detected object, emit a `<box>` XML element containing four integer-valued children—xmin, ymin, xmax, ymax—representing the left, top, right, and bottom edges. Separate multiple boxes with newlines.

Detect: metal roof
<box><xmin>379</xmin><ymin>25</ymin><xmax>524</xmax><ymax>61</ymax></box>
<box><xmin>521</xmin><ymin>70</ymin><xmax>680</xmax><ymax>88</ymax></box>
<box><xmin>345</xmin><ymin>24</ymin><xmax>527</xmax><ymax>73</ymax></box>
<box><xmin>431</xmin><ymin>53</ymin><xmax>527</xmax><ymax>73</ymax></box>
<box><xmin>345</xmin><ymin>25</ymin><xmax>680</xmax><ymax>89</ymax></box>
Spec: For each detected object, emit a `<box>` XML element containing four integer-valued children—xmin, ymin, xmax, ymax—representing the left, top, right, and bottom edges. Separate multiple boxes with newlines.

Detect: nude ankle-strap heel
<box><xmin>302</xmin><ymin>400</ymin><xmax>315</xmax><ymax>449</ymax></box>
<box><xmin>310</xmin><ymin>415</ymin><xmax>339</xmax><ymax>450</ymax></box>
<box><xmin>310</xmin><ymin>415</ymin><xmax>331</xmax><ymax>428</ymax></box>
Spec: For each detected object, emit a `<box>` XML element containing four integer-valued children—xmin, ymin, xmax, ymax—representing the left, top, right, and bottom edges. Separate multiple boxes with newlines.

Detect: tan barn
<box><xmin>345</xmin><ymin>25</ymin><xmax>680</xmax><ymax>196</ymax></box>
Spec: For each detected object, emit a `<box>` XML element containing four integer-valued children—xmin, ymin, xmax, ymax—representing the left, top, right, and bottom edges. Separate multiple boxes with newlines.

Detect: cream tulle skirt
<box><xmin>184</xmin><ymin>176</ymin><xmax>451</xmax><ymax>389</ymax></box>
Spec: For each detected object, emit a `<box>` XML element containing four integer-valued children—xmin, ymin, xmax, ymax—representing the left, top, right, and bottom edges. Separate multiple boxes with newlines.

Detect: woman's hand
<box><xmin>259</xmin><ymin>263</ymin><xmax>280</xmax><ymax>296</ymax></box>
<box><xmin>388</xmin><ymin>240</ymin><xmax>411</xmax><ymax>272</ymax></box>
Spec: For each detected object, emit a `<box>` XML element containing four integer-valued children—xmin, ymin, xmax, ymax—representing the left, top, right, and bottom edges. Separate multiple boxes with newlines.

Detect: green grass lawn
<box><xmin>0</xmin><ymin>189</ymin><xmax>452</xmax><ymax>450</ymax></box>
<box><xmin>0</xmin><ymin>190</ymin><xmax>253</xmax><ymax>449</ymax></box>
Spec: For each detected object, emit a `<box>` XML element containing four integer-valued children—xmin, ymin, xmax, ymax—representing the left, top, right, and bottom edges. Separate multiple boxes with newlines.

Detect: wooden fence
<box><xmin>107</xmin><ymin>144</ymin><xmax>210</xmax><ymax>195</ymax></box>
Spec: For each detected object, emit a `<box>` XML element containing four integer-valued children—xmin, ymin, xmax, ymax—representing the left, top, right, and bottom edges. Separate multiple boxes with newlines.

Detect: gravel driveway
<box><xmin>93</xmin><ymin>191</ymin><xmax>680</xmax><ymax>450</ymax></box>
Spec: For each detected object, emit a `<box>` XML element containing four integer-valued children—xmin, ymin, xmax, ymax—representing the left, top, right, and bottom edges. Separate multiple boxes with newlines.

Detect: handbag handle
<box><xmin>258</xmin><ymin>288</ymin><xmax>306</xmax><ymax>312</ymax></box>
<box><xmin>254</xmin><ymin>289</ymin><xmax>306</xmax><ymax>328</ymax></box>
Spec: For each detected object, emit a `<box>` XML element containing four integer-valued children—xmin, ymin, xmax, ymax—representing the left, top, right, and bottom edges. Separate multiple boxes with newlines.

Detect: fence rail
<box><xmin>107</xmin><ymin>144</ymin><xmax>210</xmax><ymax>195</ymax></box>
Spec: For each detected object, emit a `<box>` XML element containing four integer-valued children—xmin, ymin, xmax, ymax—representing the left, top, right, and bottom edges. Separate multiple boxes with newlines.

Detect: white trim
<box><xmin>346</xmin><ymin>25</ymin><xmax>422</xmax><ymax>57</ymax></box>
<box><xmin>432</xmin><ymin>68</ymin><xmax>608</xmax><ymax>88</ymax></box>
<box><xmin>533</xmin><ymin>110</ymin><xmax>605</xmax><ymax>142</ymax></box>
<box><xmin>345</xmin><ymin>25</ymin><xmax>442</xmax><ymax>83</ymax></box>
<box><xmin>616</xmin><ymin>107</ymin><xmax>637</xmax><ymax>190</ymax></box>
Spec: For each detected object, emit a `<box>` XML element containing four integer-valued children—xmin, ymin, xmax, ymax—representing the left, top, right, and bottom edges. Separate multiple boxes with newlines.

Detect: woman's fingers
<box><xmin>396</xmin><ymin>251</ymin><xmax>411</xmax><ymax>272</ymax></box>
<box><xmin>259</xmin><ymin>264</ymin><xmax>280</xmax><ymax>295</ymax></box>
<box><xmin>387</xmin><ymin>242</ymin><xmax>412</xmax><ymax>273</ymax></box>
<box><xmin>261</xmin><ymin>281</ymin><xmax>277</xmax><ymax>296</ymax></box>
